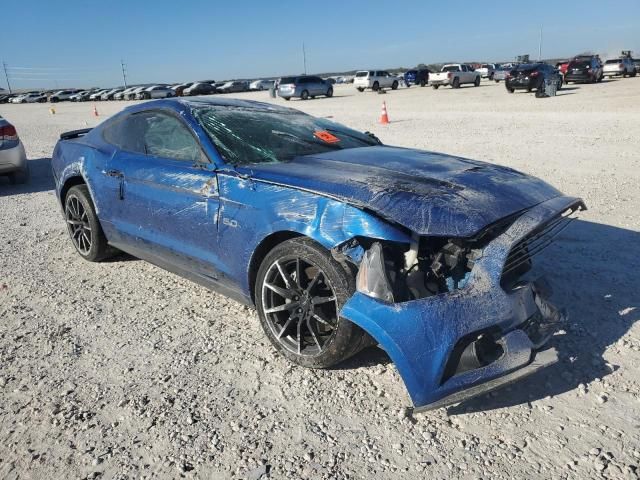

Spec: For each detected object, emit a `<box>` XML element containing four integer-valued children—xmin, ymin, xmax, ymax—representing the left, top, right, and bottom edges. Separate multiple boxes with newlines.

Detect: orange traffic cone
<box><xmin>379</xmin><ymin>101</ymin><xmax>390</xmax><ymax>124</ymax></box>
<box><xmin>93</xmin><ymin>105</ymin><xmax>99</xmax><ymax>117</ymax></box>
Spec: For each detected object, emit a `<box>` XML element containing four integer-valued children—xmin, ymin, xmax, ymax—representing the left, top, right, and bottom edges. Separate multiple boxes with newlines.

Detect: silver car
<box><xmin>277</xmin><ymin>75</ymin><xmax>334</xmax><ymax>100</ymax></box>
<box><xmin>0</xmin><ymin>115</ymin><xmax>29</xmax><ymax>184</ymax></box>
<box><xmin>137</xmin><ymin>85</ymin><xmax>176</xmax><ymax>100</ymax></box>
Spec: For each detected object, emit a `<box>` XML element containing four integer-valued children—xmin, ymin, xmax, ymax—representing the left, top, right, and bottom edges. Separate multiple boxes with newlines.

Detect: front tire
<box><xmin>372</xmin><ymin>81</ymin><xmax>380</xmax><ymax>91</ymax></box>
<box><xmin>255</xmin><ymin>238</ymin><xmax>366</xmax><ymax>369</ymax></box>
<box><xmin>432</xmin><ymin>84</ymin><xmax>440</xmax><ymax>89</ymax></box>
<box><xmin>326</xmin><ymin>87</ymin><xmax>333</xmax><ymax>97</ymax></box>
<box><xmin>357</xmin><ymin>87</ymin><xmax>364</xmax><ymax>92</ymax></box>
<box><xmin>474</xmin><ymin>76</ymin><xmax>480</xmax><ymax>87</ymax></box>
<box><xmin>300</xmin><ymin>90</ymin><xmax>309</xmax><ymax>100</ymax></box>
<box><xmin>64</xmin><ymin>185</ymin><xmax>115</xmax><ymax>262</ymax></box>
<box><xmin>391</xmin><ymin>80</ymin><xmax>398</xmax><ymax>90</ymax></box>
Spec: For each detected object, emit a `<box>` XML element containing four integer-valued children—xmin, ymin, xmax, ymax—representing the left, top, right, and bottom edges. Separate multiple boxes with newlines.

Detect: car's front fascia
<box><xmin>341</xmin><ymin>195</ymin><xmax>584</xmax><ymax>410</ymax></box>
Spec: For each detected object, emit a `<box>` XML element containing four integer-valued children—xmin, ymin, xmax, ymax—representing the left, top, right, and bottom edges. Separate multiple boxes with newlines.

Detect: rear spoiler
<box><xmin>60</xmin><ymin>128</ymin><xmax>92</xmax><ymax>141</ymax></box>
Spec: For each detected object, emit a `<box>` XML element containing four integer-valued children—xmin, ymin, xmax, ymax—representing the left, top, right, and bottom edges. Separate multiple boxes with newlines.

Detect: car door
<box><xmin>307</xmin><ymin>77</ymin><xmax>320</xmax><ymax>95</ymax></box>
<box><xmin>102</xmin><ymin>110</ymin><xmax>222</xmax><ymax>280</ymax></box>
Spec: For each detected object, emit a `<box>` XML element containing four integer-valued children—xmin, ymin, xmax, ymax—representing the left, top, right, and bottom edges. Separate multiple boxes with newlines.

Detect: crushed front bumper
<box><xmin>340</xmin><ymin>196</ymin><xmax>584</xmax><ymax>411</ymax></box>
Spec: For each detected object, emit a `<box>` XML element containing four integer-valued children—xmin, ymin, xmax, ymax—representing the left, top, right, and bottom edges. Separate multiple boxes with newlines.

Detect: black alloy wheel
<box><xmin>261</xmin><ymin>256</ymin><xmax>338</xmax><ymax>356</ymax></box>
<box><xmin>64</xmin><ymin>185</ymin><xmax>115</xmax><ymax>262</ymax></box>
<box><xmin>65</xmin><ymin>192</ymin><xmax>92</xmax><ymax>256</ymax></box>
<box><xmin>256</xmin><ymin>238</ymin><xmax>367</xmax><ymax>368</ymax></box>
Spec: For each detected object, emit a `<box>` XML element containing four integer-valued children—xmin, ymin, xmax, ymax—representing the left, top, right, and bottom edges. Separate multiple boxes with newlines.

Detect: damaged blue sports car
<box><xmin>51</xmin><ymin>98</ymin><xmax>585</xmax><ymax>411</ymax></box>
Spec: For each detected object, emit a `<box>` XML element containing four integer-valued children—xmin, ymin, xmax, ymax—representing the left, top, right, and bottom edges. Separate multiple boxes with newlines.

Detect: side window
<box><xmin>103</xmin><ymin>112</ymin><xmax>202</xmax><ymax>162</ymax></box>
<box><xmin>140</xmin><ymin>112</ymin><xmax>202</xmax><ymax>162</ymax></box>
<box><xmin>103</xmin><ymin>115</ymin><xmax>146</xmax><ymax>153</ymax></box>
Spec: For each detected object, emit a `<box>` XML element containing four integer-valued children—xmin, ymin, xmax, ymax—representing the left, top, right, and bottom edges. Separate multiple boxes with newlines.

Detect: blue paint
<box><xmin>51</xmin><ymin>98</ymin><xmax>584</xmax><ymax>409</ymax></box>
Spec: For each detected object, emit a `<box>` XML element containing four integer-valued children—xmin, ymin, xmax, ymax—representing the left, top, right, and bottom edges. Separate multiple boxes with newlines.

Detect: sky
<box><xmin>1</xmin><ymin>0</ymin><xmax>639</xmax><ymax>90</ymax></box>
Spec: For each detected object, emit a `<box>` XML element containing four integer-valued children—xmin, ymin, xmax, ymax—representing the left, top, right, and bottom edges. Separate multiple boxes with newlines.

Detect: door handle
<box><xmin>104</xmin><ymin>169</ymin><xmax>125</xmax><ymax>199</ymax></box>
<box><xmin>105</xmin><ymin>169</ymin><xmax>123</xmax><ymax>178</ymax></box>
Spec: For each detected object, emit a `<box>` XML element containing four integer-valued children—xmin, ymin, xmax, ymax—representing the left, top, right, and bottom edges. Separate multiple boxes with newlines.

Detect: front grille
<box><xmin>501</xmin><ymin>210</ymin><xmax>576</xmax><ymax>283</ymax></box>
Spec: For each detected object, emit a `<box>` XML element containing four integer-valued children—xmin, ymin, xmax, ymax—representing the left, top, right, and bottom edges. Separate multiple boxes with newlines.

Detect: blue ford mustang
<box><xmin>51</xmin><ymin>97</ymin><xmax>584</xmax><ymax>411</ymax></box>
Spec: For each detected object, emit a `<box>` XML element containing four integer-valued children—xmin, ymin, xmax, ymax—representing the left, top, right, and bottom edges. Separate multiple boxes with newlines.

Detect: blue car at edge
<box><xmin>51</xmin><ymin>97</ymin><xmax>585</xmax><ymax>411</ymax></box>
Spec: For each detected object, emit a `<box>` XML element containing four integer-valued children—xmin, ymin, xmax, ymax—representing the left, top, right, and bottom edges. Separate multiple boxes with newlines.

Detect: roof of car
<box><xmin>121</xmin><ymin>97</ymin><xmax>302</xmax><ymax>115</ymax></box>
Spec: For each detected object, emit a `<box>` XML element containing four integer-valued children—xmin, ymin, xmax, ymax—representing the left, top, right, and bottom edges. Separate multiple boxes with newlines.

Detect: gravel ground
<box><xmin>1</xmin><ymin>78</ymin><xmax>639</xmax><ymax>480</ymax></box>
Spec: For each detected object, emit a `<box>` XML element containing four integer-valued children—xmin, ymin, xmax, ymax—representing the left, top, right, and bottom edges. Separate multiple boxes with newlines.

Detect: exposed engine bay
<box><xmin>338</xmin><ymin>203</ymin><xmax>581</xmax><ymax>304</ymax></box>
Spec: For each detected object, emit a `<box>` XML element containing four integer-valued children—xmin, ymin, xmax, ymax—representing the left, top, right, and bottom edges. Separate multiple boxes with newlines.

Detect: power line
<box><xmin>7</xmin><ymin>66</ymin><xmax>111</xmax><ymax>71</ymax></box>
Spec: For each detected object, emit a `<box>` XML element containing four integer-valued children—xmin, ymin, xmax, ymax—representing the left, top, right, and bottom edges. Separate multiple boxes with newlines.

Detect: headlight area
<box><xmin>336</xmin><ymin>235</ymin><xmax>484</xmax><ymax>303</ymax></box>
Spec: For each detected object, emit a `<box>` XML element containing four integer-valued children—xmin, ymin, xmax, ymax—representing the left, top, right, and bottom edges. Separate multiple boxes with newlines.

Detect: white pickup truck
<box><xmin>429</xmin><ymin>64</ymin><xmax>481</xmax><ymax>89</ymax></box>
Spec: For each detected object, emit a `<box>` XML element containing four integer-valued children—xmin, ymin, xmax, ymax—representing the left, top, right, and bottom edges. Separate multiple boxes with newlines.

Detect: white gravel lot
<box><xmin>1</xmin><ymin>78</ymin><xmax>639</xmax><ymax>480</ymax></box>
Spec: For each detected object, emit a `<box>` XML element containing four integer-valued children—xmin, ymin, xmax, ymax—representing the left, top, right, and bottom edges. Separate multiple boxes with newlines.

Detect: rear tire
<box><xmin>419</xmin><ymin>79</ymin><xmax>426</xmax><ymax>87</ymax></box>
<box><xmin>507</xmin><ymin>87</ymin><xmax>515</xmax><ymax>93</ymax></box>
<box><xmin>357</xmin><ymin>87</ymin><xmax>364</xmax><ymax>92</ymax></box>
<box><xmin>474</xmin><ymin>76</ymin><xmax>480</xmax><ymax>87</ymax></box>
<box><xmin>372</xmin><ymin>81</ymin><xmax>380</xmax><ymax>91</ymax></box>
<box><xmin>452</xmin><ymin>77</ymin><xmax>460</xmax><ymax>89</ymax></box>
<box><xmin>391</xmin><ymin>80</ymin><xmax>398</xmax><ymax>90</ymax></box>
<box><xmin>432</xmin><ymin>84</ymin><xmax>440</xmax><ymax>90</ymax></box>
<box><xmin>255</xmin><ymin>237</ymin><xmax>366</xmax><ymax>369</ymax></box>
<box><xmin>64</xmin><ymin>185</ymin><xmax>116</xmax><ymax>262</ymax></box>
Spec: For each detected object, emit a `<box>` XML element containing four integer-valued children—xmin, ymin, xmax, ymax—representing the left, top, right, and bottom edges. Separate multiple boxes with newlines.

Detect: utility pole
<box><xmin>538</xmin><ymin>25</ymin><xmax>543</xmax><ymax>61</ymax></box>
<box><xmin>2</xmin><ymin>62</ymin><xmax>12</xmax><ymax>94</ymax></box>
<box><xmin>302</xmin><ymin>42</ymin><xmax>307</xmax><ymax>75</ymax></box>
<box><xmin>120</xmin><ymin>59</ymin><xmax>128</xmax><ymax>88</ymax></box>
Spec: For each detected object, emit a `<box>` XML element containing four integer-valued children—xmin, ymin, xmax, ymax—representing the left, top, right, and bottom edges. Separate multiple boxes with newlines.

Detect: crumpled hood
<box><xmin>236</xmin><ymin>146</ymin><xmax>562</xmax><ymax>237</ymax></box>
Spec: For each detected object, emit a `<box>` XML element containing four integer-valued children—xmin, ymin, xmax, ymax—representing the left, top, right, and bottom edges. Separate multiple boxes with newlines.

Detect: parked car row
<box><xmin>2</xmin><ymin>54</ymin><xmax>638</xmax><ymax>106</ymax></box>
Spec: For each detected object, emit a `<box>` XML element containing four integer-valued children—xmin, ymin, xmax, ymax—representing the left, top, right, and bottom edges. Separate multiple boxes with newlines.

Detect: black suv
<box><xmin>404</xmin><ymin>68</ymin><xmax>430</xmax><ymax>87</ymax></box>
<box><xmin>505</xmin><ymin>63</ymin><xmax>562</xmax><ymax>94</ymax></box>
<box><xmin>564</xmin><ymin>55</ymin><xmax>603</xmax><ymax>84</ymax></box>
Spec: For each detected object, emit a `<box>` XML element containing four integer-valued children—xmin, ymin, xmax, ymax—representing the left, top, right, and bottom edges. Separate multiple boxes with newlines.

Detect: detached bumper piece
<box><xmin>340</xmin><ymin>196</ymin><xmax>583</xmax><ymax>411</ymax></box>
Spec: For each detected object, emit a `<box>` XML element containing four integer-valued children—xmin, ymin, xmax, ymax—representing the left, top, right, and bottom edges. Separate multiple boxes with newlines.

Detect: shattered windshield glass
<box><xmin>193</xmin><ymin>106</ymin><xmax>380</xmax><ymax>165</ymax></box>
